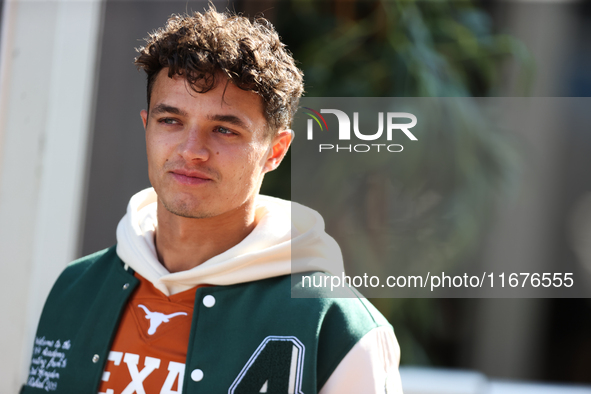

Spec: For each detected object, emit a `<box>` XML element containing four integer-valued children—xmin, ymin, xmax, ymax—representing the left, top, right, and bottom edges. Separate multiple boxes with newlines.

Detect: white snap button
<box><xmin>122</xmin><ymin>283</ymin><xmax>129</xmax><ymax>290</ymax></box>
<box><xmin>92</xmin><ymin>354</ymin><xmax>100</xmax><ymax>363</ymax></box>
<box><xmin>191</xmin><ymin>368</ymin><xmax>204</xmax><ymax>381</ymax></box>
<box><xmin>203</xmin><ymin>295</ymin><xmax>215</xmax><ymax>308</ymax></box>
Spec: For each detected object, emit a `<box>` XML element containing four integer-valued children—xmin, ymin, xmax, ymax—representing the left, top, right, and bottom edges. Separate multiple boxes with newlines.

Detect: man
<box><xmin>22</xmin><ymin>7</ymin><xmax>401</xmax><ymax>393</ymax></box>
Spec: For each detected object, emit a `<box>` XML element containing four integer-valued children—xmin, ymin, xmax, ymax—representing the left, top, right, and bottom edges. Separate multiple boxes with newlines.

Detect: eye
<box><xmin>215</xmin><ymin>126</ymin><xmax>236</xmax><ymax>135</ymax></box>
<box><xmin>159</xmin><ymin>118</ymin><xmax>179</xmax><ymax>125</ymax></box>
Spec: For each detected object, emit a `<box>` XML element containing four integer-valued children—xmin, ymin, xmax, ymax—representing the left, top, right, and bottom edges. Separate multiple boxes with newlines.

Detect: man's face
<box><xmin>141</xmin><ymin>69</ymin><xmax>287</xmax><ymax>219</ymax></box>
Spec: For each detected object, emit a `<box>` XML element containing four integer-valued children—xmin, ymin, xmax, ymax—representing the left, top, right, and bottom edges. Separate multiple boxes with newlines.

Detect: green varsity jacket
<box><xmin>21</xmin><ymin>246</ymin><xmax>390</xmax><ymax>393</ymax></box>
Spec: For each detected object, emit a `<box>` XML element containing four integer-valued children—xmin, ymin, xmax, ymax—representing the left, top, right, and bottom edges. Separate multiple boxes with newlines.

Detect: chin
<box><xmin>167</xmin><ymin>206</ymin><xmax>215</xmax><ymax>219</ymax></box>
<box><xmin>159</xmin><ymin>196</ymin><xmax>213</xmax><ymax>219</ymax></box>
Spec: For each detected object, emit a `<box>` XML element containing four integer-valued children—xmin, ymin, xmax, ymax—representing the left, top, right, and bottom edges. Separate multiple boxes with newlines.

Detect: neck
<box><xmin>154</xmin><ymin>198</ymin><xmax>258</xmax><ymax>273</ymax></box>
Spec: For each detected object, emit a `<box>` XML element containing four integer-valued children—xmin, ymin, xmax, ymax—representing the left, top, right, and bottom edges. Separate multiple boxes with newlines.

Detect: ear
<box><xmin>140</xmin><ymin>109</ymin><xmax>148</xmax><ymax>129</ymax></box>
<box><xmin>262</xmin><ymin>129</ymin><xmax>293</xmax><ymax>174</ymax></box>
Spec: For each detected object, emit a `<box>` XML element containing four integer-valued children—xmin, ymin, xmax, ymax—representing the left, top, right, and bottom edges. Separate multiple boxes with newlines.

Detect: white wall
<box><xmin>400</xmin><ymin>367</ymin><xmax>591</xmax><ymax>394</ymax></box>
<box><xmin>0</xmin><ymin>0</ymin><xmax>103</xmax><ymax>390</ymax></box>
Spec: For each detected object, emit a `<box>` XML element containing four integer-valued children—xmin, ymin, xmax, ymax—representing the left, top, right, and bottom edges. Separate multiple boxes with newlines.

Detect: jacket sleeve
<box><xmin>318</xmin><ymin>325</ymin><xmax>403</xmax><ymax>394</ymax></box>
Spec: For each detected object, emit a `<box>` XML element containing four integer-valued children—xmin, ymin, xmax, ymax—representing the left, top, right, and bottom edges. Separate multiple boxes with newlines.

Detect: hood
<box><xmin>116</xmin><ymin>188</ymin><xmax>344</xmax><ymax>296</ymax></box>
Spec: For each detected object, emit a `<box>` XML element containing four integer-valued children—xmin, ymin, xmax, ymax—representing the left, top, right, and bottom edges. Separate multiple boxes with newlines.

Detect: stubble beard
<box><xmin>160</xmin><ymin>196</ymin><xmax>217</xmax><ymax>219</ymax></box>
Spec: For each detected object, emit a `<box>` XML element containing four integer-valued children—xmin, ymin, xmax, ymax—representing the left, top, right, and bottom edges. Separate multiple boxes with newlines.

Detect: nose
<box><xmin>179</xmin><ymin>129</ymin><xmax>210</xmax><ymax>162</ymax></box>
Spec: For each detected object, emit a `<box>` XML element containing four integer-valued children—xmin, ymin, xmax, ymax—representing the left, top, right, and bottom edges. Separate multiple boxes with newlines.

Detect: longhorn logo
<box><xmin>138</xmin><ymin>304</ymin><xmax>188</xmax><ymax>335</ymax></box>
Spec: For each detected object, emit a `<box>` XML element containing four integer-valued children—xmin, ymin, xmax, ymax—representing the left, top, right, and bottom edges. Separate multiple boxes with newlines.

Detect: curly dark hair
<box><xmin>135</xmin><ymin>7</ymin><xmax>304</xmax><ymax>133</ymax></box>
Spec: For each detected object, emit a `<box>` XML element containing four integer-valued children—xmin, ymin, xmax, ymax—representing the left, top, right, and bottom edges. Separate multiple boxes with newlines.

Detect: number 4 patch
<box><xmin>229</xmin><ymin>336</ymin><xmax>305</xmax><ymax>394</ymax></box>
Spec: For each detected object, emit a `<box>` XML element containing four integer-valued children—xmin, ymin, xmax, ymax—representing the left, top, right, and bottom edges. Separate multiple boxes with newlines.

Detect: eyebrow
<box><xmin>151</xmin><ymin>103</ymin><xmax>188</xmax><ymax>117</ymax></box>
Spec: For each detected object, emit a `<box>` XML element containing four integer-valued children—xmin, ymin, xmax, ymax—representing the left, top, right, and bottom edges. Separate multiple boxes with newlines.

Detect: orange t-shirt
<box><xmin>97</xmin><ymin>273</ymin><xmax>199</xmax><ymax>394</ymax></box>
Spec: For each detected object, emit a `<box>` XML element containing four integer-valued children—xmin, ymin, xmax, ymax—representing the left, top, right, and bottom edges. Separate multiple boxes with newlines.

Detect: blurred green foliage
<box><xmin>260</xmin><ymin>0</ymin><xmax>530</xmax><ymax>367</ymax></box>
<box><xmin>277</xmin><ymin>0</ymin><xmax>531</xmax><ymax>97</ymax></box>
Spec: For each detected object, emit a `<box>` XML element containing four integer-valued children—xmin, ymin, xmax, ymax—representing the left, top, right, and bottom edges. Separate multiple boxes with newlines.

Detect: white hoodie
<box><xmin>116</xmin><ymin>188</ymin><xmax>402</xmax><ymax>393</ymax></box>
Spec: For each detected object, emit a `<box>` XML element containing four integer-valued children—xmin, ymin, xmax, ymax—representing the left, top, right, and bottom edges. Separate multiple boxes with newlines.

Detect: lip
<box><xmin>169</xmin><ymin>169</ymin><xmax>213</xmax><ymax>186</ymax></box>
